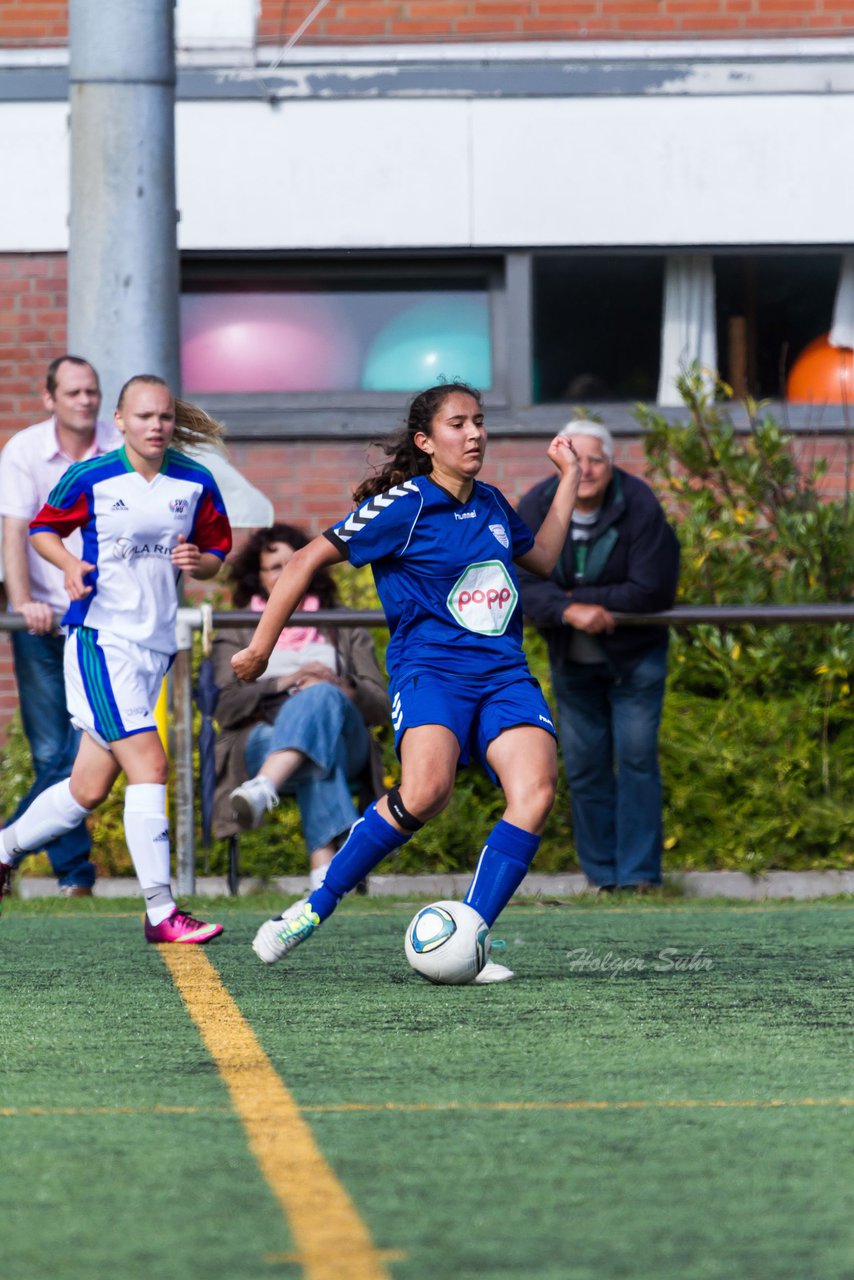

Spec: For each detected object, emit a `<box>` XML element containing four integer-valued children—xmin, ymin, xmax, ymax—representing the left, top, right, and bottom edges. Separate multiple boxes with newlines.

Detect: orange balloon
<box><xmin>786</xmin><ymin>333</ymin><xmax>854</xmax><ymax>404</ymax></box>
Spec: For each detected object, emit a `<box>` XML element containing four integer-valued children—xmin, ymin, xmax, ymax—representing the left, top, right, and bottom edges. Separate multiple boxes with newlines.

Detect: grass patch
<box><xmin>3</xmin><ymin>899</ymin><xmax>852</xmax><ymax>1279</ymax></box>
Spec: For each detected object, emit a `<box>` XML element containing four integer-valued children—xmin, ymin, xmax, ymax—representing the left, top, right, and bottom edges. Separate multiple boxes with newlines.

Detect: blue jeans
<box><xmin>7</xmin><ymin>629</ymin><xmax>96</xmax><ymax>888</ymax></box>
<box><xmin>244</xmin><ymin>681</ymin><xmax>371</xmax><ymax>853</ymax></box>
<box><xmin>551</xmin><ymin>647</ymin><xmax>668</xmax><ymax>888</ymax></box>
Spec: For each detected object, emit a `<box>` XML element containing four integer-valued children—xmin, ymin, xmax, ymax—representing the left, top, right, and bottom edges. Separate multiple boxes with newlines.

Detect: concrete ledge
<box><xmin>14</xmin><ymin>870</ymin><xmax>854</xmax><ymax>901</ymax></box>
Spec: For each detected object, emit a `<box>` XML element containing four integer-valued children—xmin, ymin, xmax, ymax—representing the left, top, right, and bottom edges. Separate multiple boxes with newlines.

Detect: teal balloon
<box><xmin>361</xmin><ymin>297</ymin><xmax>492</xmax><ymax>391</ymax></box>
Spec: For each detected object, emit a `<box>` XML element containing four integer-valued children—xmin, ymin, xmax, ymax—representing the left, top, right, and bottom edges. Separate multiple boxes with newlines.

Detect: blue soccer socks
<box><xmin>465</xmin><ymin>819</ymin><xmax>540</xmax><ymax>927</ymax></box>
<box><xmin>308</xmin><ymin>802</ymin><xmax>412</xmax><ymax>921</ymax></box>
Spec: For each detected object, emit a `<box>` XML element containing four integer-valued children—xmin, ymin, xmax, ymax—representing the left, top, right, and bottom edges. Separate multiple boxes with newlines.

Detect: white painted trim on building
<box><xmin>1</xmin><ymin>89</ymin><xmax>852</xmax><ymax>252</ymax></box>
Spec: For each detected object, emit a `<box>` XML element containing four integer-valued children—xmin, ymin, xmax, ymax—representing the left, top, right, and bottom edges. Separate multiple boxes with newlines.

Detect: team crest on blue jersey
<box><xmin>489</xmin><ymin>523</ymin><xmax>509</xmax><ymax>549</ymax></box>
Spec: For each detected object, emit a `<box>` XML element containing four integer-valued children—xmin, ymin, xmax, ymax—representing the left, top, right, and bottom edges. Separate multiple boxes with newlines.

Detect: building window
<box><xmin>714</xmin><ymin>254</ymin><xmax>841</xmax><ymax>401</ymax></box>
<box><xmin>181</xmin><ymin>264</ymin><xmax>496</xmax><ymax>397</ymax></box>
<box><xmin>532</xmin><ymin>255</ymin><xmax>664</xmax><ymax>404</ymax></box>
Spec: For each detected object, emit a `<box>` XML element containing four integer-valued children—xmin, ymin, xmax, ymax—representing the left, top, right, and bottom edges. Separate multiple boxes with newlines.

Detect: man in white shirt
<box><xmin>0</xmin><ymin>356</ymin><xmax>120</xmax><ymax>895</ymax></box>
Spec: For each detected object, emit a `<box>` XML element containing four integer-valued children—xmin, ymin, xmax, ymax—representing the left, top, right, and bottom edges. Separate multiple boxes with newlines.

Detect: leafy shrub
<box><xmin>638</xmin><ymin>366</ymin><xmax>854</xmax><ymax>703</ymax></box>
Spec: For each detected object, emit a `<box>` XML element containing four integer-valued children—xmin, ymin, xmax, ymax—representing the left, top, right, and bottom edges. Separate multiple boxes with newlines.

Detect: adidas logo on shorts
<box><xmin>154</xmin><ymin>828</ymin><xmax>170</xmax><ymax>843</ymax></box>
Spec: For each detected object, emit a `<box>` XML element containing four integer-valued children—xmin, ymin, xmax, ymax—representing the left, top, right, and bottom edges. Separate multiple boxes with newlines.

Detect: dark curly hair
<box><xmin>227</xmin><ymin>522</ymin><xmax>339</xmax><ymax>609</ymax></box>
<box><xmin>353</xmin><ymin>382</ymin><xmax>483</xmax><ymax>504</ymax></box>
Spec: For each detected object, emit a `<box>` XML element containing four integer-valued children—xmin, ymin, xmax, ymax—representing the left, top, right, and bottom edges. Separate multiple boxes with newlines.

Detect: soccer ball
<box><xmin>404</xmin><ymin>900</ymin><xmax>488</xmax><ymax>985</ymax></box>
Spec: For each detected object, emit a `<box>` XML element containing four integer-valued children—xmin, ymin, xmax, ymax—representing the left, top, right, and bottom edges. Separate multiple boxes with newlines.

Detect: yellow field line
<box><xmin>301</xmin><ymin>1097</ymin><xmax>854</xmax><ymax>1113</ymax></box>
<box><xmin>158</xmin><ymin>945</ymin><xmax>394</xmax><ymax>1280</ymax></box>
<box><xmin>0</xmin><ymin>1105</ymin><xmax>224</xmax><ymax>1117</ymax></box>
<box><xmin>6</xmin><ymin>1095</ymin><xmax>852</xmax><ymax>1122</ymax></box>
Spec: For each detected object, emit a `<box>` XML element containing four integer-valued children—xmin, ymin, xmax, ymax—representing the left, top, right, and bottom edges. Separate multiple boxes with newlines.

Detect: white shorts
<box><xmin>64</xmin><ymin>627</ymin><xmax>172</xmax><ymax>749</ymax></box>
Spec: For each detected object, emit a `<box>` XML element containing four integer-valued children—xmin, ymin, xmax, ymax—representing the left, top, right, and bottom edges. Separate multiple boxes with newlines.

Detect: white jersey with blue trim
<box><xmin>30</xmin><ymin>446</ymin><xmax>232</xmax><ymax>654</ymax></box>
<box><xmin>325</xmin><ymin>474</ymin><xmax>535</xmax><ymax>683</ymax></box>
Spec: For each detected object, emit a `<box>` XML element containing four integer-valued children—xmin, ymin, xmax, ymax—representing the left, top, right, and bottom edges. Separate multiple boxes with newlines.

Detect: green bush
<box><xmin>638</xmin><ymin>365</ymin><xmax>854</xmax><ymax>701</ymax></box>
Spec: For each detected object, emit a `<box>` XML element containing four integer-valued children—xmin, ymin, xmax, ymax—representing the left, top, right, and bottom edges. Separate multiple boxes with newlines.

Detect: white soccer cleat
<box><xmin>252</xmin><ymin>898</ymin><xmax>320</xmax><ymax>964</ymax></box>
<box><xmin>471</xmin><ymin>961</ymin><xmax>515</xmax><ymax>984</ymax></box>
<box><xmin>230</xmin><ymin>777</ymin><xmax>279</xmax><ymax>831</ymax></box>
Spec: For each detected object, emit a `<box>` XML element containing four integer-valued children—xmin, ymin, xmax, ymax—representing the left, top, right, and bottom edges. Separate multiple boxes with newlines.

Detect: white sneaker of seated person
<box><xmin>230</xmin><ymin>776</ymin><xmax>279</xmax><ymax>831</ymax></box>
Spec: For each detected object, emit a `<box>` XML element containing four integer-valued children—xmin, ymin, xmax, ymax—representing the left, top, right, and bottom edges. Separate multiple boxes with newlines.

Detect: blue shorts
<box><xmin>389</xmin><ymin>669</ymin><xmax>556</xmax><ymax>783</ymax></box>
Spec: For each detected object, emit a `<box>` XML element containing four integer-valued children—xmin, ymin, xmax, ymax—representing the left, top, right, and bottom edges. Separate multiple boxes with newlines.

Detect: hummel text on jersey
<box><xmin>454</xmin><ymin>510</ymin><xmax>476</xmax><ymax>520</ymax></box>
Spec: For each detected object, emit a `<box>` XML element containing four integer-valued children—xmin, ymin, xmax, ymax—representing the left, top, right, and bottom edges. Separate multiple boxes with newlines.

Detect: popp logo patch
<box><xmin>447</xmin><ymin>560</ymin><xmax>518</xmax><ymax>636</ymax></box>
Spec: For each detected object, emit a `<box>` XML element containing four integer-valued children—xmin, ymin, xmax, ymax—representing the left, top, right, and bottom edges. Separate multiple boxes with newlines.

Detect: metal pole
<box><xmin>68</xmin><ymin>0</ymin><xmax>180</xmax><ymax>415</ymax></box>
<box><xmin>172</xmin><ymin>609</ymin><xmax>199</xmax><ymax>897</ymax></box>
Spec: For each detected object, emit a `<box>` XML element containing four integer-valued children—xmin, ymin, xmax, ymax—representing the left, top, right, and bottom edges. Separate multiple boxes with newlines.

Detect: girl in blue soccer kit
<box><xmin>234</xmin><ymin>382</ymin><xmax>580</xmax><ymax>981</ymax></box>
<box><xmin>0</xmin><ymin>375</ymin><xmax>232</xmax><ymax>943</ymax></box>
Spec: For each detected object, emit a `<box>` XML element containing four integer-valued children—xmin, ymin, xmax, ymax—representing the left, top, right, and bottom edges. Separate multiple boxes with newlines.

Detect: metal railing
<box><xmin>3</xmin><ymin>601</ymin><xmax>854</xmax><ymax>893</ymax></box>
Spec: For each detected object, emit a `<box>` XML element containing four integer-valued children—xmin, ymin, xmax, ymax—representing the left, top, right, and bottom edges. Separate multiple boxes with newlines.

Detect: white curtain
<box><xmin>656</xmin><ymin>255</ymin><xmax>717</xmax><ymax>406</ymax></box>
<box><xmin>829</xmin><ymin>253</ymin><xmax>854</xmax><ymax>350</ymax></box>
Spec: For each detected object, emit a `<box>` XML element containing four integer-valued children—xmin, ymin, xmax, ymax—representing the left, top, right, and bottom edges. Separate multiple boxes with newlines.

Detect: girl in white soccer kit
<box><xmin>234</xmin><ymin>382</ymin><xmax>580</xmax><ymax>981</ymax></box>
<box><xmin>0</xmin><ymin>375</ymin><xmax>232</xmax><ymax>943</ymax></box>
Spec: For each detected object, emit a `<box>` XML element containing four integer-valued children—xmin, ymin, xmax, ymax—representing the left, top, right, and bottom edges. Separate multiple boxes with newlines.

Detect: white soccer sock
<box><xmin>1</xmin><ymin>779</ymin><xmax>91</xmax><ymax>861</ymax></box>
<box><xmin>124</xmin><ymin>784</ymin><xmax>176</xmax><ymax>924</ymax></box>
<box><xmin>309</xmin><ymin>863</ymin><xmax>329</xmax><ymax>893</ymax></box>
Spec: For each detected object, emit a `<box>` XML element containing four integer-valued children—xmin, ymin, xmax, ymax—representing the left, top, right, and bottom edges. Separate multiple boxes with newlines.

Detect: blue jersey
<box><xmin>31</xmin><ymin>446</ymin><xmax>232</xmax><ymax>654</ymax></box>
<box><xmin>325</xmin><ymin>475</ymin><xmax>536</xmax><ymax>684</ymax></box>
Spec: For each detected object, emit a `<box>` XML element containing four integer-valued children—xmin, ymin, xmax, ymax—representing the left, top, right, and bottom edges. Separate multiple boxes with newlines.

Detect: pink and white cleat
<box><xmin>144</xmin><ymin>908</ymin><xmax>223</xmax><ymax>945</ymax></box>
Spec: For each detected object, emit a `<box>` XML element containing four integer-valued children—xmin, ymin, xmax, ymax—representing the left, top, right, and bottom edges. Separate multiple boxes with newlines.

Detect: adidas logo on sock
<box><xmin>154</xmin><ymin>828</ymin><xmax>170</xmax><ymax>842</ymax></box>
<box><xmin>111</xmin><ymin>498</ymin><xmax>129</xmax><ymax>511</ymax></box>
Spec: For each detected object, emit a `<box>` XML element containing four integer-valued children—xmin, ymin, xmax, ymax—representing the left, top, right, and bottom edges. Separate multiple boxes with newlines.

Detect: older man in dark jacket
<box><xmin>517</xmin><ymin>421</ymin><xmax>680</xmax><ymax>892</ymax></box>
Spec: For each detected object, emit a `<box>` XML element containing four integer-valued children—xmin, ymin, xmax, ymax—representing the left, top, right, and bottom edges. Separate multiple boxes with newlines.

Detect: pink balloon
<box><xmin>181</xmin><ymin>294</ymin><xmax>361</xmax><ymax>392</ymax></box>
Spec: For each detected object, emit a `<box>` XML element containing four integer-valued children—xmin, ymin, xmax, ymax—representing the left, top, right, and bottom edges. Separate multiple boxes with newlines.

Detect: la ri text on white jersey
<box><xmin>325</xmin><ymin>475</ymin><xmax>535</xmax><ymax>683</ymax></box>
<box><xmin>30</xmin><ymin>446</ymin><xmax>232</xmax><ymax>654</ymax></box>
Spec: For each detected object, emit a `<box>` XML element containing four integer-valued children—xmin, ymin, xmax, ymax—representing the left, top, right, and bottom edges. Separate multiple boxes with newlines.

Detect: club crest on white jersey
<box><xmin>447</xmin><ymin>560</ymin><xmax>518</xmax><ymax>636</ymax></box>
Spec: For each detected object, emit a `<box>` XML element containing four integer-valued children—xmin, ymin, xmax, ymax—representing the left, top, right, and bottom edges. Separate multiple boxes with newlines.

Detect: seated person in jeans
<box><xmin>212</xmin><ymin>523</ymin><xmax>390</xmax><ymax>892</ymax></box>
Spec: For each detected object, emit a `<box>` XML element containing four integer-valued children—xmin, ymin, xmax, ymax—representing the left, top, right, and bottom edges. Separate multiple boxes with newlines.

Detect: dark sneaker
<box><xmin>0</xmin><ymin>860</ymin><xmax>13</xmax><ymax>916</ymax></box>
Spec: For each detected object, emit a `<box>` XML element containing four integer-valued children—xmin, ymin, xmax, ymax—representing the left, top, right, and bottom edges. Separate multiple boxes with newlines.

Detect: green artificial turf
<box><xmin>2</xmin><ymin>898</ymin><xmax>853</xmax><ymax>1279</ymax></box>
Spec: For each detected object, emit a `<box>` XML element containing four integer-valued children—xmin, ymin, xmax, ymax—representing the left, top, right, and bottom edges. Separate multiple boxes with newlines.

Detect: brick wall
<box><xmin>256</xmin><ymin>0</ymin><xmax>854</xmax><ymax>43</ymax></box>
<box><xmin>0</xmin><ymin>1</ymin><xmax>67</xmax><ymax>43</ymax></box>
<box><xmin>2</xmin><ymin>2</ymin><xmax>854</xmax><ymax>47</ymax></box>
<box><xmin>0</xmin><ymin>254</ymin><xmax>67</xmax><ymax>442</ymax></box>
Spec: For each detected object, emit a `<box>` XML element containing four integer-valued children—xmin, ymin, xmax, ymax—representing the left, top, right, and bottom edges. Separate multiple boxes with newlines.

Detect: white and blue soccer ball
<box><xmin>404</xmin><ymin>900</ymin><xmax>488</xmax><ymax>985</ymax></box>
